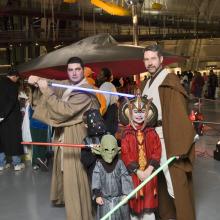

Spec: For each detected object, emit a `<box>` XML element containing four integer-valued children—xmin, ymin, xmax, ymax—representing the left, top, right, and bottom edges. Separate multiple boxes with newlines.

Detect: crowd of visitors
<box><xmin>178</xmin><ymin>69</ymin><xmax>219</xmax><ymax>100</ymax></box>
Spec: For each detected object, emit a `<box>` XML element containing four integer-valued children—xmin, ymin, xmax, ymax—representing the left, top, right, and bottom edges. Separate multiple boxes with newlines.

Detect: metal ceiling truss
<box><xmin>1</xmin><ymin>0</ymin><xmax>220</xmax><ymax>45</ymax></box>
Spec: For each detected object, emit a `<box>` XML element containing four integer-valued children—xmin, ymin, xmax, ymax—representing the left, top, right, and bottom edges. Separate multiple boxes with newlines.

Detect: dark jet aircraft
<box><xmin>17</xmin><ymin>33</ymin><xmax>185</xmax><ymax>79</ymax></box>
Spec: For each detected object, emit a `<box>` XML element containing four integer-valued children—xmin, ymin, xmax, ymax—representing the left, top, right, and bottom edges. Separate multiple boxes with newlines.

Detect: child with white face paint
<box><xmin>119</xmin><ymin>89</ymin><xmax>162</xmax><ymax>220</ymax></box>
<box><xmin>131</xmin><ymin>108</ymin><xmax>146</xmax><ymax>125</ymax></box>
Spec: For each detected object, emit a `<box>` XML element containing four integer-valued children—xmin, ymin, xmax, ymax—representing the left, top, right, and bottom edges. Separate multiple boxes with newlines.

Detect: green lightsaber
<box><xmin>100</xmin><ymin>156</ymin><xmax>177</xmax><ymax>220</ymax></box>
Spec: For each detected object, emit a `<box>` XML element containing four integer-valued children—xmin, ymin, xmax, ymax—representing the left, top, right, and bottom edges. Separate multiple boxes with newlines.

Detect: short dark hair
<box><xmin>7</xmin><ymin>67</ymin><xmax>19</xmax><ymax>76</ymax></box>
<box><xmin>95</xmin><ymin>68</ymin><xmax>113</xmax><ymax>86</ymax></box>
<box><xmin>143</xmin><ymin>44</ymin><xmax>163</xmax><ymax>57</ymax></box>
<box><xmin>67</xmin><ymin>57</ymin><xmax>84</xmax><ymax>68</ymax></box>
<box><xmin>101</xmin><ymin>67</ymin><xmax>112</xmax><ymax>82</ymax></box>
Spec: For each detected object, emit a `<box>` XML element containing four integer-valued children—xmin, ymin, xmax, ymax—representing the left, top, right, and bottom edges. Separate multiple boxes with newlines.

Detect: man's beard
<box><xmin>148</xmin><ymin>65</ymin><xmax>162</xmax><ymax>75</ymax></box>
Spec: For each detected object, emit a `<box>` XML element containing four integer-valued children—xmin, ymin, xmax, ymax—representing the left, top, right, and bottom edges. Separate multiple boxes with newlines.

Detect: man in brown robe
<box><xmin>142</xmin><ymin>45</ymin><xmax>196</xmax><ymax>220</ymax></box>
<box><xmin>28</xmin><ymin>57</ymin><xmax>100</xmax><ymax>220</ymax></box>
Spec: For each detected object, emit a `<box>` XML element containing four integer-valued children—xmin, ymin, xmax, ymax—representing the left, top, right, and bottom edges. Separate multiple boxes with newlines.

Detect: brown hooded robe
<box><xmin>158</xmin><ymin>73</ymin><xmax>196</xmax><ymax>220</ymax></box>
<box><xmin>32</xmin><ymin>80</ymin><xmax>99</xmax><ymax>220</ymax></box>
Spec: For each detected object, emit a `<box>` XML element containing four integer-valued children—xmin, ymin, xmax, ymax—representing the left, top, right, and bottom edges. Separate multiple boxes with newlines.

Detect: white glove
<box><xmin>0</xmin><ymin>118</ymin><xmax>4</xmax><ymax>122</ymax></box>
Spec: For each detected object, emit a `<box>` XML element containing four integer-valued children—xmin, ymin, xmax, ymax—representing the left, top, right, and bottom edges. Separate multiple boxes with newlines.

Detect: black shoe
<box><xmin>36</xmin><ymin>158</ymin><xmax>49</xmax><ymax>171</ymax></box>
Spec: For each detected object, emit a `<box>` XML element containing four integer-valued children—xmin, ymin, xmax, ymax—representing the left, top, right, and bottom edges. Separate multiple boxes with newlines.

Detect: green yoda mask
<box><xmin>96</xmin><ymin>134</ymin><xmax>120</xmax><ymax>163</ymax></box>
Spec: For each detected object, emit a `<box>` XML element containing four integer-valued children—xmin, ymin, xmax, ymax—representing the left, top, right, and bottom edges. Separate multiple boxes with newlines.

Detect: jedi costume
<box><xmin>31</xmin><ymin>79</ymin><xmax>99</xmax><ymax>220</ymax></box>
<box><xmin>142</xmin><ymin>70</ymin><xmax>196</xmax><ymax>220</ymax></box>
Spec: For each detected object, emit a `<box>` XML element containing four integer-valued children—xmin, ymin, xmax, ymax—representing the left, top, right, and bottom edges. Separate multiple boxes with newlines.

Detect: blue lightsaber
<box><xmin>48</xmin><ymin>82</ymin><xmax>135</xmax><ymax>98</ymax></box>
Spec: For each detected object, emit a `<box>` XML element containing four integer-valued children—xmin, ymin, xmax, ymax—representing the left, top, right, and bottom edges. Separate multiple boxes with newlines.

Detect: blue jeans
<box><xmin>0</xmin><ymin>152</ymin><xmax>21</xmax><ymax>166</ymax></box>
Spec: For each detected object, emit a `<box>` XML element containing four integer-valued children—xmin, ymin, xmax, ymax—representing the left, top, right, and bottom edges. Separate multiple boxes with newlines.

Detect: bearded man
<box><xmin>142</xmin><ymin>45</ymin><xmax>196</xmax><ymax>220</ymax></box>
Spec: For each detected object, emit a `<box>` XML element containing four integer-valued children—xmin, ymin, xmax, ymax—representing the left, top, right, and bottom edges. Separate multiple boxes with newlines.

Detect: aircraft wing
<box><xmin>17</xmin><ymin>34</ymin><xmax>185</xmax><ymax>79</ymax></box>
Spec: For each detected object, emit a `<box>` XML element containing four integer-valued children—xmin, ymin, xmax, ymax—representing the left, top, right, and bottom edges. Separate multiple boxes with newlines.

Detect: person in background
<box><xmin>176</xmin><ymin>71</ymin><xmax>181</xmax><ymax>78</ymax></box>
<box><xmin>112</xmin><ymin>77</ymin><xmax>124</xmax><ymax>92</ymax></box>
<box><xmin>203</xmin><ymin>72</ymin><xmax>208</xmax><ymax>82</ymax></box>
<box><xmin>29</xmin><ymin>105</ymin><xmax>50</xmax><ymax>171</ymax></box>
<box><xmin>97</xmin><ymin>67</ymin><xmax>119</xmax><ymax>135</ymax></box>
<box><xmin>84</xmin><ymin>67</ymin><xmax>96</xmax><ymax>86</ymax></box>
<box><xmin>18</xmin><ymin>89</ymin><xmax>29</xmax><ymax>117</ymax></box>
<box><xmin>0</xmin><ymin>68</ymin><xmax>25</xmax><ymax>171</ymax></box>
<box><xmin>207</xmin><ymin>69</ymin><xmax>218</xmax><ymax>100</ymax></box>
<box><xmin>84</xmin><ymin>67</ymin><xmax>107</xmax><ymax>116</ymax></box>
<box><xmin>202</xmin><ymin>72</ymin><xmax>208</xmax><ymax>98</ymax></box>
<box><xmin>191</xmin><ymin>71</ymin><xmax>204</xmax><ymax>98</ymax></box>
<box><xmin>187</xmin><ymin>70</ymin><xmax>193</xmax><ymax>83</ymax></box>
<box><xmin>180</xmin><ymin>71</ymin><xmax>190</xmax><ymax>94</ymax></box>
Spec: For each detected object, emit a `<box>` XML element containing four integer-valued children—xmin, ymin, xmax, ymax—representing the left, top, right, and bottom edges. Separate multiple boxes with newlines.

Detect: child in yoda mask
<box><xmin>92</xmin><ymin>134</ymin><xmax>133</xmax><ymax>220</ymax></box>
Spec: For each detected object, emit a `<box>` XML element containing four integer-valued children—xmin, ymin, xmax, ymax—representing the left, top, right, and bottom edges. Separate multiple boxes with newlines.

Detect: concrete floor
<box><xmin>0</xmin><ymin>98</ymin><xmax>220</xmax><ymax>220</ymax></box>
<box><xmin>193</xmin><ymin>98</ymin><xmax>220</xmax><ymax>220</ymax></box>
<box><xmin>0</xmin><ymin>165</ymin><xmax>66</xmax><ymax>220</ymax></box>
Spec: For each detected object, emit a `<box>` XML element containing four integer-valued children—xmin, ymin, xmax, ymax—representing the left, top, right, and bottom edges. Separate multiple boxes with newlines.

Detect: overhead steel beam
<box><xmin>1</xmin><ymin>6</ymin><xmax>220</xmax><ymax>32</ymax></box>
<box><xmin>1</xmin><ymin>30</ymin><xmax>220</xmax><ymax>47</ymax></box>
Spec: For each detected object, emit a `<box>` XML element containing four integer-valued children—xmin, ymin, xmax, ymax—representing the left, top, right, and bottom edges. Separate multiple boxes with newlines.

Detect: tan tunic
<box><xmin>143</xmin><ymin>69</ymin><xmax>174</xmax><ymax>198</ymax></box>
<box><xmin>32</xmin><ymin>80</ymin><xmax>99</xmax><ymax>220</ymax></box>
